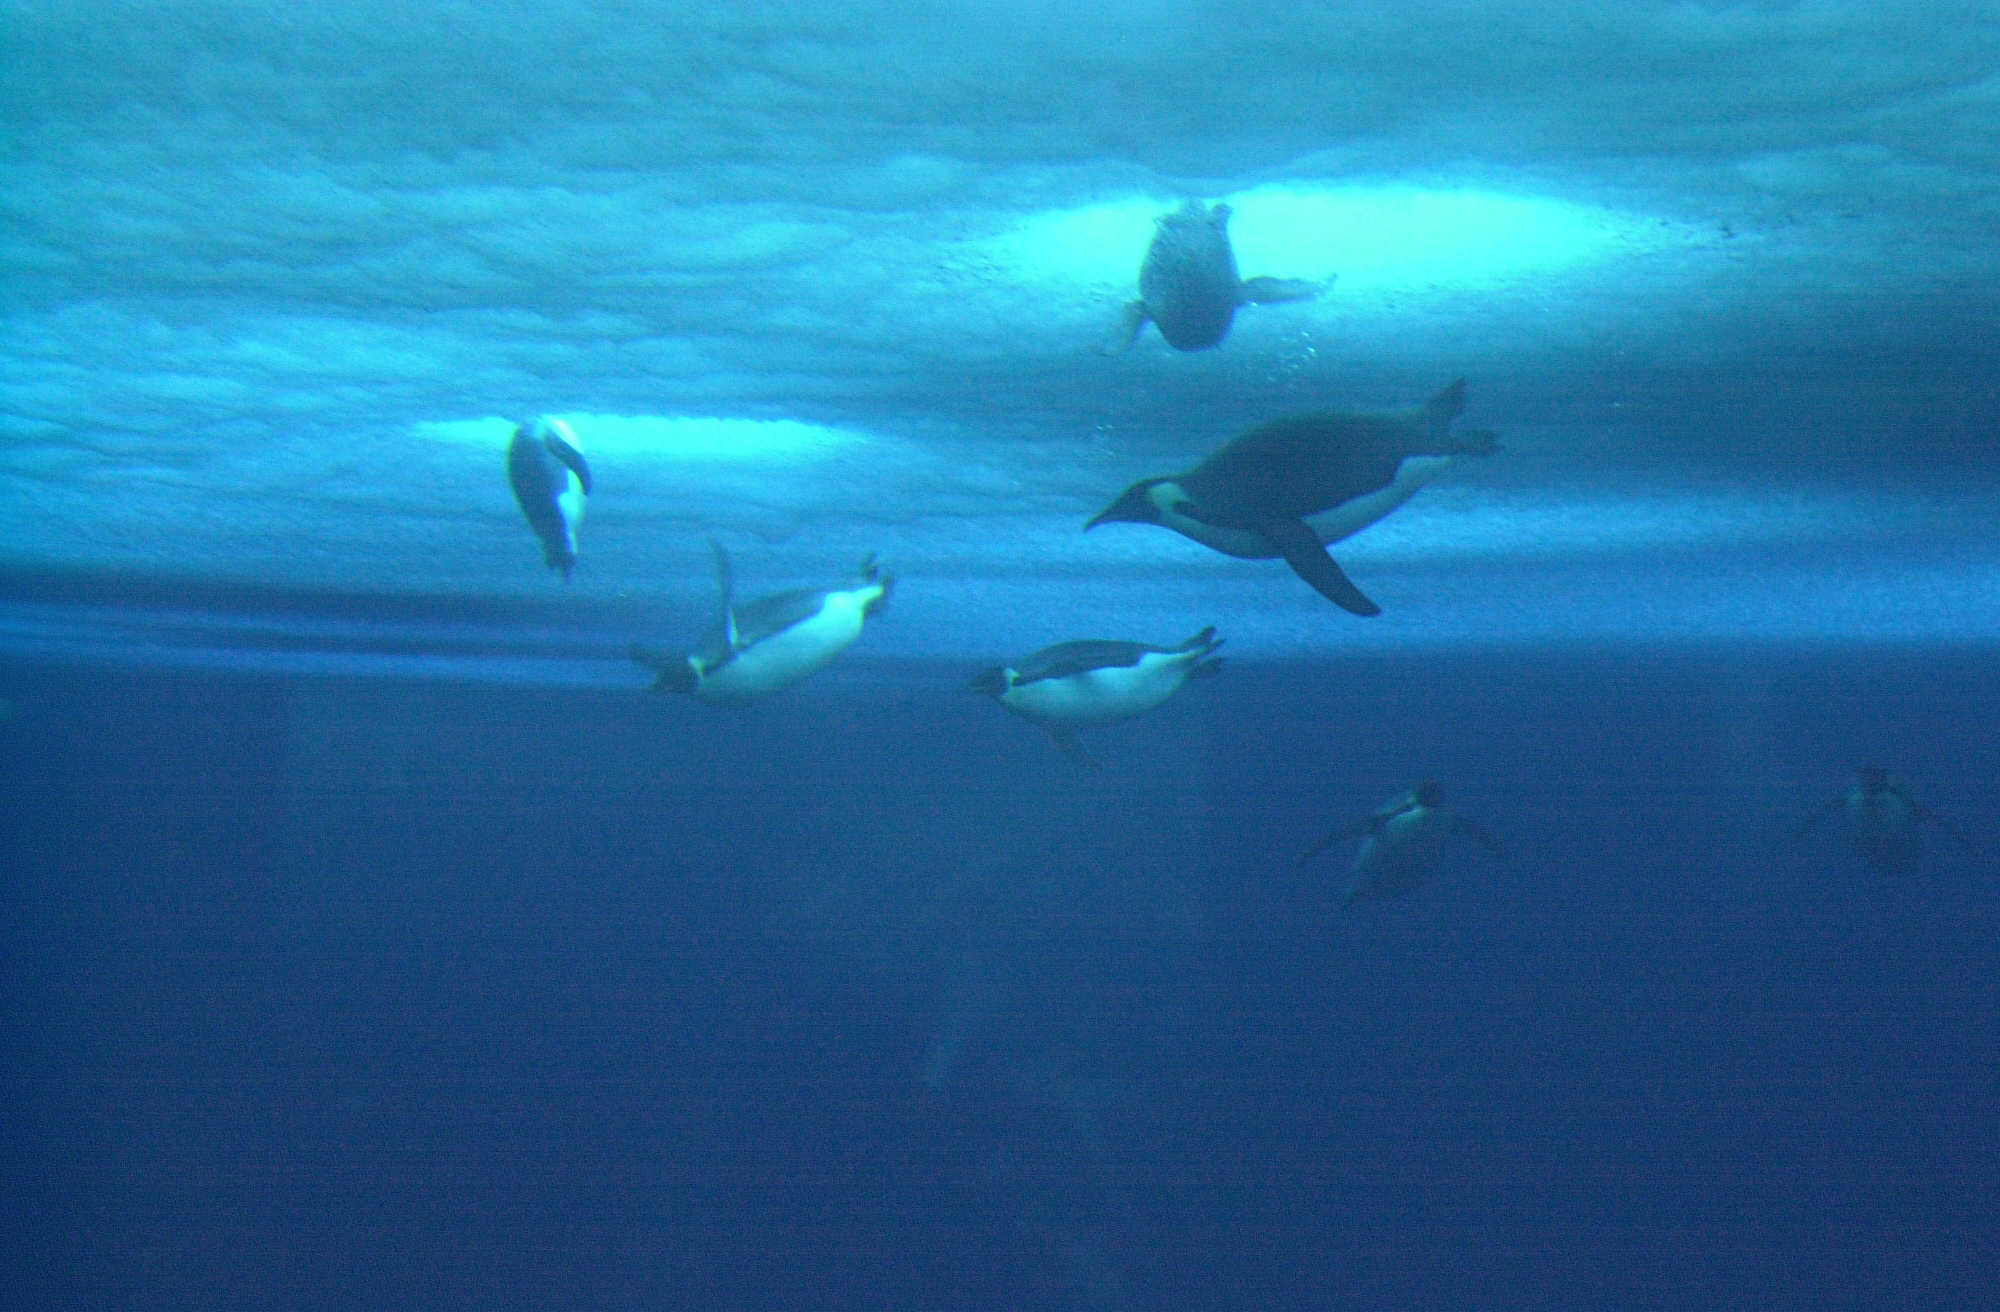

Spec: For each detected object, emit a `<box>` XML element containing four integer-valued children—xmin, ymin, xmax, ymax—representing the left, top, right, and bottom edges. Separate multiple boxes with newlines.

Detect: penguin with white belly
<box><xmin>1794</xmin><ymin>767</ymin><xmax>1982</xmax><ymax>872</ymax></box>
<box><xmin>966</xmin><ymin>627</ymin><xmax>1224</xmax><ymax>769</ymax></box>
<box><xmin>1297</xmin><ymin>781</ymin><xmax>1505</xmax><ymax>907</ymax></box>
<box><xmin>1085</xmin><ymin>379</ymin><xmax>1499</xmax><ymax>615</ymax></box>
<box><xmin>629</xmin><ymin>541</ymin><xmax>893</xmax><ymax>706</ymax></box>
<box><xmin>506</xmin><ymin>416</ymin><xmax>592</xmax><ymax>579</ymax></box>
<box><xmin>1104</xmin><ymin>200</ymin><xmax>1327</xmax><ymax>353</ymax></box>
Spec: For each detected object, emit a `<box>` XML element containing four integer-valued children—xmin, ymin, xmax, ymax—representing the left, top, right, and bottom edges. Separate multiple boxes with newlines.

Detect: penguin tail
<box><xmin>863</xmin><ymin>567</ymin><xmax>895</xmax><ymax>618</ymax></box>
<box><xmin>1096</xmin><ymin>300</ymin><xmax>1149</xmax><ymax>355</ymax></box>
<box><xmin>1426</xmin><ymin>378</ymin><xmax>1468</xmax><ymax>429</ymax></box>
<box><xmin>628</xmin><ymin>642</ymin><xmax>669</xmax><ymax>672</ymax></box>
<box><xmin>1450</xmin><ymin>427</ymin><xmax>1501</xmax><ymax>458</ymax></box>
<box><xmin>1175</xmin><ymin>625</ymin><xmax>1220</xmax><ymax>653</ymax></box>
<box><xmin>1188</xmin><ymin>656</ymin><xmax>1225</xmax><ymax>681</ymax></box>
<box><xmin>628</xmin><ymin>643</ymin><xmax>697</xmax><ymax>695</ymax></box>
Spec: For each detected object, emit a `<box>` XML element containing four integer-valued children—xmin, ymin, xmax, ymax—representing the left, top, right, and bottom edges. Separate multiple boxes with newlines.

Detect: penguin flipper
<box><xmin>1046</xmin><ymin>728</ymin><xmax>1101</xmax><ymax>771</ymax></box>
<box><xmin>1299</xmin><ymin>813</ymin><xmax>1374</xmax><ymax>868</ymax></box>
<box><xmin>547</xmin><ymin>433</ymin><xmax>592</xmax><ymax>494</ymax></box>
<box><xmin>1921</xmin><ymin>806</ymin><xmax>1986</xmax><ymax>864</ymax></box>
<box><xmin>1295</xmin><ymin>829</ymin><xmax>1343</xmax><ymax>869</ymax></box>
<box><xmin>707</xmin><ymin>538</ymin><xmax>741</xmax><ymax>651</ymax></box>
<box><xmin>1240</xmin><ymin>275</ymin><xmax>1325</xmax><ymax>305</ymax></box>
<box><xmin>1098</xmin><ymin>300</ymin><xmax>1150</xmax><ymax>355</ymax></box>
<box><xmin>1265</xmin><ymin>518</ymin><xmax>1381</xmax><ymax>616</ymax></box>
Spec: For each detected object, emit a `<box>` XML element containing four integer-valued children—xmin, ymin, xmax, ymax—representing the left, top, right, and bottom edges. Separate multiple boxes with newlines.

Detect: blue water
<box><xmin>8</xmin><ymin>2</ymin><xmax>2000</xmax><ymax>1307</ymax></box>
<box><xmin>4</xmin><ymin>646</ymin><xmax>1996</xmax><ymax>1309</ymax></box>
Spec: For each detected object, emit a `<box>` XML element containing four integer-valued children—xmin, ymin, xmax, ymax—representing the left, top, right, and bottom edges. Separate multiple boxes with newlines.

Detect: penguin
<box><xmin>629</xmin><ymin>541</ymin><xmax>892</xmax><ymax>706</ymax></box>
<box><xmin>1085</xmin><ymin>379</ymin><xmax>1500</xmax><ymax>615</ymax></box>
<box><xmin>506</xmin><ymin>415</ymin><xmax>591</xmax><ymax>579</ymax></box>
<box><xmin>1297</xmin><ymin>780</ymin><xmax>1505</xmax><ymax>906</ymax></box>
<box><xmin>1794</xmin><ymin>767</ymin><xmax>1982</xmax><ymax>872</ymax></box>
<box><xmin>1105</xmin><ymin>200</ymin><xmax>1326</xmax><ymax>352</ymax></box>
<box><xmin>966</xmin><ymin>627</ymin><xmax>1224</xmax><ymax>769</ymax></box>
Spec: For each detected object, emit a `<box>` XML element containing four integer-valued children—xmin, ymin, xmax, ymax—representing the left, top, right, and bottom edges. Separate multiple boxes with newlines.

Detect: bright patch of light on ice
<box><xmin>990</xmin><ymin>185</ymin><xmax>1680</xmax><ymax>302</ymax></box>
<box><xmin>417</xmin><ymin>415</ymin><xmax>861</xmax><ymax>462</ymax></box>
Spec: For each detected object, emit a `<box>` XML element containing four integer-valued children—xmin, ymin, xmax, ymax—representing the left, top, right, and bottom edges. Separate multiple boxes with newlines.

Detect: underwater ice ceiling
<box><xmin>4</xmin><ymin>1</ymin><xmax>2000</xmax><ymax>656</ymax></box>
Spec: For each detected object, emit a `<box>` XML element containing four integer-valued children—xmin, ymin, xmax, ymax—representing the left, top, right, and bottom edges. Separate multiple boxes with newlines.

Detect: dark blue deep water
<box><xmin>5</xmin><ymin>644</ymin><xmax>1995</xmax><ymax>1310</ymax></box>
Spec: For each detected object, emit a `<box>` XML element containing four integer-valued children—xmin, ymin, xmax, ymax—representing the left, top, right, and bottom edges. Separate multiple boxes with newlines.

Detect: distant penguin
<box><xmin>1794</xmin><ymin>767</ymin><xmax>1981</xmax><ymax>872</ymax></box>
<box><xmin>1297</xmin><ymin>781</ymin><xmax>1505</xmax><ymax>906</ymax></box>
<box><xmin>506</xmin><ymin>416</ymin><xmax>592</xmax><ymax>579</ymax></box>
<box><xmin>966</xmin><ymin>627</ymin><xmax>1224</xmax><ymax>769</ymax></box>
<box><xmin>1085</xmin><ymin>379</ymin><xmax>1499</xmax><ymax>615</ymax></box>
<box><xmin>1105</xmin><ymin>200</ymin><xmax>1325</xmax><ymax>352</ymax></box>
<box><xmin>629</xmin><ymin>541</ymin><xmax>892</xmax><ymax>706</ymax></box>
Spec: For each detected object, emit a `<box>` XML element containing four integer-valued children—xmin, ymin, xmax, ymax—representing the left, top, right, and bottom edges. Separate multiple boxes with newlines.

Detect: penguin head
<box><xmin>1086</xmin><ymin>479</ymin><xmax>1172</xmax><ymax>530</ymax></box>
<box><xmin>1412</xmin><ymin>780</ymin><xmax>1441</xmax><ymax>808</ymax></box>
<box><xmin>964</xmin><ymin>667</ymin><xmax>1011</xmax><ymax>699</ymax></box>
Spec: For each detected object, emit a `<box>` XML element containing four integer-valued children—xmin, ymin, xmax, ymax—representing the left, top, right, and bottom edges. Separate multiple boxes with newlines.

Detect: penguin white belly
<box><xmin>555</xmin><ymin>470</ymin><xmax>586</xmax><ymax>548</ymax></box>
<box><xmin>1003</xmin><ymin>652</ymin><xmax>1190</xmax><ymax>727</ymax></box>
<box><xmin>1158</xmin><ymin>506</ymin><xmax>1274</xmax><ymax>559</ymax></box>
<box><xmin>1307</xmin><ymin>455</ymin><xmax>1458</xmax><ymax>546</ymax></box>
<box><xmin>1849</xmin><ymin>794</ymin><xmax>1920</xmax><ymax>867</ymax></box>
<box><xmin>1148</xmin><ymin>482</ymin><xmax>1276</xmax><ymax>559</ymax></box>
<box><xmin>695</xmin><ymin>589</ymin><xmax>872</xmax><ymax>706</ymax></box>
<box><xmin>1348</xmin><ymin>810</ymin><xmax>1450</xmax><ymax>901</ymax></box>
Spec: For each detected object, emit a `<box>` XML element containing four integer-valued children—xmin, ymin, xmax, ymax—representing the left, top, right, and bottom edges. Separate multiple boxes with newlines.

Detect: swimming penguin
<box><xmin>1085</xmin><ymin>380</ymin><xmax>1499</xmax><ymax>615</ymax></box>
<box><xmin>506</xmin><ymin>416</ymin><xmax>592</xmax><ymax>579</ymax></box>
<box><xmin>628</xmin><ymin>541</ymin><xmax>892</xmax><ymax>706</ymax></box>
<box><xmin>1794</xmin><ymin>767</ymin><xmax>1982</xmax><ymax>872</ymax></box>
<box><xmin>1297</xmin><ymin>781</ymin><xmax>1505</xmax><ymax>906</ymax></box>
<box><xmin>965</xmin><ymin>627</ymin><xmax>1224</xmax><ymax>769</ymax></box>
<box><xmin>1105</xmin><ymin>200</ymin><xmax>1325</xmax><ymax>352</ymax></box>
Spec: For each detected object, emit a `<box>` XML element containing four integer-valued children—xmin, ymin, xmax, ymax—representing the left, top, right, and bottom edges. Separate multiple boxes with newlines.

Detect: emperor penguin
<box><xmin>1085</xmin><ymin>379</ymin><xmax>1500</xmax><ymax>615</ymax></box>
<box><xmin>506</xmin><ymin>416</ymin><xmax>592</xmax><ymax>579</ymax></box>
<box><xmin>1297</xmin><ymin>780</ymin><xmax>1505</xmax><ymax>906</ymax></box>
<box><xmin>628</xmin><ymin>541</ymin><xmax>892</xmax><ymax>706</ymax></box>
<box><xmin>1794</xmin><ymin>767</ymin><xmax>1982</xmax><ymax>872</ymax></box>
<box><xmin>965</xmin><ymin>627</ymin><xmax>1224</xmax><ymax>769</ymax></box>
<box><xmin>1104</xmin><ymin>200</ymin><xmax>1326</xmax><ymax>352</ymax></box>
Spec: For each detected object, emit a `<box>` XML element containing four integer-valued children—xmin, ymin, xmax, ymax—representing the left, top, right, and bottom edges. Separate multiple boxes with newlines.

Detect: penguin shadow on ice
<box><xmin>506</xmin><ymin>415</ymin><xmax>591</xmax><ymax>579</ymax></box>
<box><xmin>1793</xmin><ymin>767</ymin><xmax>1984</xmax><ymax>874</ymax></box>
<box><xmin>628</xmin><ymin>540</ymin><xmax>892</xmax><ymax>706</ymax></box>
<box><xmin>1296</xmin><ymin>780</ymin><xmax>1507</xmax><ymax>908</ymax></box>
<box><xmin>1102</xmin><ymin>199</ymin><xmax>1328</xmax><ymax>353</ymax></box>
<box><xmin>964</xmin><ymin>627</ymin><xmax>1225</xmax><ymax>769</ymax></box>
<box><xmin>1087</xmin><ymin>379</ymin><xmax>1500</xmax><ymax>616</ymax></box>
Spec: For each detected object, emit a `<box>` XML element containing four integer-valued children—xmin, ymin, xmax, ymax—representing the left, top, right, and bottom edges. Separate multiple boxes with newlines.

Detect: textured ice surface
<box><xmin>5</xmin><ymin>1</ymin><xmax>1999</xmax><ymax>668</ymax></box>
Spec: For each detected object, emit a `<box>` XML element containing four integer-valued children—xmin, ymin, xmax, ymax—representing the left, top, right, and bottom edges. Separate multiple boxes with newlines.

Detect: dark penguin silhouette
<box><xmin>1794</xmin><ymin>767</ymin><xmax>1981</xmax><ymax>872</ymax></box>
<box><xmin>1085</xmin><ymin>379</ymin><xmax>1499</xmax><ymax>615</ymax></box>
<box><xmin>1297</xmin><ymin>780</ymin><xmax>1505</xmax><ymax>906</ymax></box>
<box><xmin>506</xmin><ymin>416</ymin><xmax>592</xmax><ymax>579</ymax></box>
<box><xmin>1105</xmin><ymin>200</ymin><xmax>1325</xmax><ymax>352</ymax></box>
<box><xmin>966</xmin><ymin>627</ymin><xmax>1224</xmax><ymax>770</ymax></box>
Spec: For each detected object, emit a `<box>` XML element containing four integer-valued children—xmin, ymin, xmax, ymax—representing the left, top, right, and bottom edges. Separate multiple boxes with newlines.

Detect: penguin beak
<box><xmin>964</xmin><ymin>668</ymin><xmax>1008</xmax><ymax>697</ymax></box>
